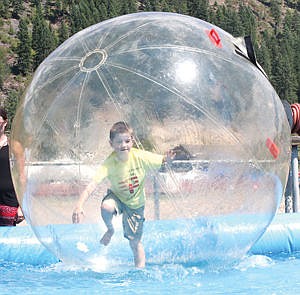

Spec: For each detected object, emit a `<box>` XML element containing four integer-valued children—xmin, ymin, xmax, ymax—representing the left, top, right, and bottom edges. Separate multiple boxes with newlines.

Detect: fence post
<box><xmin>153</xmin><ymin>176</ymin><xmax>160</xmax><ymax>220</ymax></box>
<box><xmin>291</xmin><ymin>144</ymin><xmax>299</xmax><ymax>212</ymax></box>
<box><xmin>286</xmin><ymin>135</ymin><xmax>300</xmax><ymax>213</ymax></box>
<box><xmin>285</xmin><ymin>167</ymin><xmax>293</xmax><ymax>213</ymax></box>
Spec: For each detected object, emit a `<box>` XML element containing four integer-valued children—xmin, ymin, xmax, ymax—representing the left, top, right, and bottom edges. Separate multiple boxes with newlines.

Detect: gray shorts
<box><xmin>102</xmin><ymin>190</ymin><xmax>145</xmax><ymax>241</ymax></box>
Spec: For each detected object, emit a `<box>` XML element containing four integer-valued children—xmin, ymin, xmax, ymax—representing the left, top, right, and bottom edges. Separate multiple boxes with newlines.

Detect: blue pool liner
<box><xmin>0</xmin><ymin>213</ymin><xmax>299</xmax><ymax>265</ymax></box>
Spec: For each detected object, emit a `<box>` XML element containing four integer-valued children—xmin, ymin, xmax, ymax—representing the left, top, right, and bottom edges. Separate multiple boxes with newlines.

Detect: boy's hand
<box><xmin>165</xmin><ymin>149</ymin><xmax>176</xmax><ymax>164</ymax></box>
<box><xmin>72</xmin><ymin>207</ymin><xmax>84</xmax><ymax>223</ymax></box>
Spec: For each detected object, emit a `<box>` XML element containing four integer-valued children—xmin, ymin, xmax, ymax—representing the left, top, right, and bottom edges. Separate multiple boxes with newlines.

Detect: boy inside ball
<box><xmin>72</xmin><ymin>121</ymin><xmax>174</xmax><ymax>268</ymax></box>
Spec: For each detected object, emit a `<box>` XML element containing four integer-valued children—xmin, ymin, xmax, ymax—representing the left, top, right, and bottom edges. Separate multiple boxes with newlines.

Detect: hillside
<box><xmin>0</xmin><ymin>0</ymin><xmax>299</xmax><ymax>120</ymax></box>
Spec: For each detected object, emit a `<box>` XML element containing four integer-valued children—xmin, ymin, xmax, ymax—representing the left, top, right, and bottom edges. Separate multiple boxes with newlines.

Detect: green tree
<box><xmin>30</xmin><ymin>0</ymin><xmax>41</xmax><ymax>8</ymax></box>
<box><xmin>44</xmin><ymin>0</ymin><xmax>52</xmax><ymax>19</ymax></box>
<box><xmin>0</xmin><ymin>0</ymin><xmax>10</xmax><ymax>18</ymax></box>
<box><xmin>106</xmin><ymin>0</ymin><xmax>119</xmax><ymax>18</ymax></box>
<box><xmin>225</xmin><ymin>8</ymin><xmax>243</xmax><ymax>36</ymax></box>
<box><xmin>70</xmin><ymin>3</ymin><xmax>84</xmax><ymax>34</ymax></box>
<box><xmin>11</xmin><ymin>0</ymin><xmax>24</xmax><ymax>19</ymax></box>
<box><xmin>159</xmin><ymin>0</ymin><xmax>170</xmax><ymax>11</ymax></box>
<box><xmin>212</xmin><ymin>4</ymin><xmax>226</xmax><ymax>28</ymax></box>
<box><xmin>273</xmin><ymin>51</ymin><xmax>297</xmax><ymax>102</ymax></box>
<box><xmin>79</xmin><ymin>0</ymin><xmax>92</xmax><ymax>27</ymax></box>
<box><xmin>187</xmin><ymin>0</ymin><xmax>209</xmax><ymax>21</ymax></box>
<box><xmin>256</xmin><ymin>36</ymin><xmax>272</xmax><ymax>77</ymax></box>
<box><xmin>58</xmin><ymin>21</ymin><xmax>69</xmax><ymax>45</ymax></box>
<box><xmin>143</xmin><ymin>0</ymin><xmax>160</xmax><ymax>11</ymax></box>
<box><xmin>263</xmin><ymin>32</ymin><xmax>279</xmax><ymax>83</ymax></box>
<box><xmin>5</xmin><ymin>90</ymin><xmax>21</xmax><ymax>129</ymax></box>
<box><xmin>119</xmin><ymin>0</ymin><xmax>138</xmax><ymax>15</ymax></box>
<box><xmin>0</xmin><ymin>48</ymin><xmax>9</xmax><ymax>90</ymax></box>
<box><xmin>143</xmin><ymin>0</ymin><xmax>152</xmax><ymax>11</ymax></box>
<box><xmin>128</xmin><ymin>0</ymin><xmax>138</xmax><ymax>13</ymax></box>
<box><xmin>89</xmin><ymin>0</ymin><xmax>101</xmax><ymax>23</ymax></box>
<box><xmin>32</xmin><ymin>5</ymin><xmax>56</xmax><ymax>69</ymax></box>
<box><xmin>16</xmin><ymin>18</ymin><xmax>32</xmax><ymax>75</ymax></box>
<box><xmin>239</xmin><ymin>4</ymin><xmax>257</xmax><ymax>42</ymax></box>
<box><xmin>53</xmin><ymin>0</ymin><xmax>63</xmax><ymax>20</ymax></box>
<box><xmin>270</xmin><ymin>0</ymin><xmax>282</xmax><ymax>35</ymax></box>
<box><xmin>98</xmin><ymin>3</ymin><xmax>108</xmax><ymax>21</ymax></box>
<box><xmin>170</xmin><ymin>0</ymin><xmax>188</xmax><ymax>14</ymax></box>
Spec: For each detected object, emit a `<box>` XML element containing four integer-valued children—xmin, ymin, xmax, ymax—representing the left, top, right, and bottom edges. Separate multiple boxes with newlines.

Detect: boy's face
<box><xmin>110</xmin><ymin>132</ymin><xmax>133</xmax><ymax>162</ymax></box>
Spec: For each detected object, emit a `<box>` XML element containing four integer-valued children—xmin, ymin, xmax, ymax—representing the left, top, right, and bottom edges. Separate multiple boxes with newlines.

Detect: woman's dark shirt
<box><xmin>0</xmin><ymin>145</ymin><xmax>19</xmax><ymax>207</ymax></box>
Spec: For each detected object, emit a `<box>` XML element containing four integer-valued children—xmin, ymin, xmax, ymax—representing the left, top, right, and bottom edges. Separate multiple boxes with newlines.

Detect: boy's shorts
<box><xmin>102</xmin><ymin>189</ymin><xmax>145</xmax><ymax>241</ymax></box>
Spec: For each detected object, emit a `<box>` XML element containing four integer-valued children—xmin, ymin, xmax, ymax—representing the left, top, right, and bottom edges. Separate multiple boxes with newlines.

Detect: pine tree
<box><xmin>58</xmin><ymin>21</ymin><xmax>69</xmax><ymax>45</ymax></box>
<box><xmin>143</xmin><ymin>0</ymin><xmax>152</xmax><ymax>11</ymax></box>
<box><xmin>44</xmin><ymin>0</ymin><xmax>52</xmax><ymax>19</ymax></box>
<box><xmin>212</xmin><ymin>4</ymin><xmax>225</xmax><ymax>28</ymax></box>
<box><xmin>119</xmin><ymin>1</ymin><xmax>129</xmax><ymax>15</ymax></box>
<box><xmin>70</xmin><ymin>3</ymin><xmax>84</xmax><ymax>34</ymax></box>
<box><xmin>170</xmin><ymin>0</ymin><xmax>188</xmax><ymax>14</ymax></box>
<box><xmin>119</xmin><ymin>0</ymin><xmax>138</xmax><ymax>15</ymax></box>
<box><xmin>271</xmin><ymin>49</ymin><xmax>286</xmax><ymax>100</ymax></box>
<box><xmin>270</xmin><ymin>0</ymin><xmax>282</xmax><ymax>35</ymax></box>
<box><xmin>8</xmin><ymin>23</ymin><xmax>14</xmax><ymax>35</ymax></box>
<box><xmin>275</xmin><ymin>51</ymin><xmax>297</xmax><ymax>102</ymax></box>
<box><xmin>32</xmin><ymin>5</ymin><xmax>56</xmax><ymax>69</ymax></box>
<box><xmin>263</xmin><ymin>32</ymin><xmax>279</xmax><ymax>83</ymax></box>
<box><xmin>0</xmin><ymin>48</ymin><xmax>9</xmax><ymax>90</ymax></box>
<box><xmin>53</xmin><ymin>0</ymin><xmax>63</xmax><ymax>20</ymax></box>
<box><xmin>49</xmin><ymin>22</ymin><xmax>58</xmax><ymax>50</ymax></box>
<box><xmin>143</xmin><ymin>0</ymin><xmax>160</xmax><ymax>11</ymax></box>
<box><xmin>98</xmin><ymin>3</ymin><xmax>108</xmax><ymax>21</ymax></box>
<box><xmin>160</xmin><ymin>0</ymin><xmax>170</xmax><ymax>12</ymax></box>
<box><xmin>106</xmin><ymin>0</ymin><xmax>119</xmax><ymax>18</ymax></box>
<box><xmin>289</xmin><ymin>10</ymin><xmax>300</xmax><ymax>101</ymax></box>
<box><xmin>225</xmin><ymin>8</ymin><xmax>243</xmax><ymax>36</ymax></box>
<box><xmin>16</xmin><ymin>18</ymin><xmax>32</xmax><ymax>75</ymax></box>
<box><xmin>207</xmin><ymin>2</ymin><xmax>218</xmax><ymax>24</ymax></box>
<box><xmin>89</xmin><ymin>0</ymin><xmax>101</xmax><ymax>23</ymax></box>
<box><xmin>187</xmin><ymin>0</ymin><xmax>209</xmax><ymax>21</ymax></box>
<box><xmin>11</xmin><ymin>0</ymin><xmax>24</xmax><ymax>19</ymax></box>
<box><xmin>239</xmin><ymin>4</ymin><xmax>257</xmax><ymax>42</ymax></box>
<box><xmin>0</xmin><ymin>0</ymin><xmax>10</xmax><ymax>18</ymax></box>
<box><xmin>31</xmin><ymin>4</ymin><xmax>43</xmax><ymax>54</ymax></box>
<box><xmin>79</xmin><ymin>0</ymin><xmax>92</xmax><ymax>27</ymax></box>
<box><xmin>30</xmin><ymin>0</ymin><xmax>41</xmax><ymax>8</ymax></box>
<box><xmin>5</xmin><ymin>90</ymin><xmax>20</xmax><ymax>127</ymax></box>
<box><xmin>128</xmin><ymin>0</ymin><xmax>138</xmax><ymax>13</ymax></box>
<box><xmin>256</xmin><ymin>36</ymin><xmax>272</xmax><ymax>77</ymax></box>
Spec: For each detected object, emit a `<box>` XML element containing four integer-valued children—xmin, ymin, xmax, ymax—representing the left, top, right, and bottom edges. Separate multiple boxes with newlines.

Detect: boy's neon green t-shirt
<box><xmin>93</xmin><ymin>148</ymin><xmax>164</xmax><ymax>209</ymax></box>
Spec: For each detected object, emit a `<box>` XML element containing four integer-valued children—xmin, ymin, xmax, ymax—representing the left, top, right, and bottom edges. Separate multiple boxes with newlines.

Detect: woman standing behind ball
<box><xmin>0</xmin><ymin>107</ymin><xmax>24</xmax><ymax>226</ymax></box>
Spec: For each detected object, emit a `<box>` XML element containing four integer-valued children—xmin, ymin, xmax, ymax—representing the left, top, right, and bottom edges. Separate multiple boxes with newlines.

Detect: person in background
<box><xmin>0</xmin><ymin>107</ymin><xmax>24</xmax><ymax>226</ymax></box>
<box><xmin>72</xmin><ymin>121</ymin><xmax>174</xmax><ymax>268</ymax></box>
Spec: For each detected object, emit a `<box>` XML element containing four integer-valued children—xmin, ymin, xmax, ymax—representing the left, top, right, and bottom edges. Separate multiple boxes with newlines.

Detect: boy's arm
<box><xmin>72</xmin><ymin>164</ymin><xmax>108</xmax><ymax>223</ymax></box>
<box><xmin>72</xmin><ymin>180</ymin><xmax>98</xmax><ymax>223</ymax></box>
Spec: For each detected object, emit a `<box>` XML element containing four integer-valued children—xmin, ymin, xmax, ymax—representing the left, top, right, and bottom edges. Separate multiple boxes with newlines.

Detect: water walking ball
<box><xmin>11</xmin><ymin>12</ymin><xmax>290</xmax><ymax>267</ymax></box>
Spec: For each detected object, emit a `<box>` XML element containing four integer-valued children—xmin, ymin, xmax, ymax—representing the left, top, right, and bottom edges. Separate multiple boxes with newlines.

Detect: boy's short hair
<box><xmin>110</xmin><ymin>121</ymin><xmax>133</xmax><ymax>141</ymax></box>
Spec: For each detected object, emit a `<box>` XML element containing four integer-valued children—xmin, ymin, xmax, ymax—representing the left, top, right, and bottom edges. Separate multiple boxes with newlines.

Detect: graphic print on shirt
<box><xmin>118</xmin><ymin>169</ymin><xmax>140</xmax><ymax>195</ymax></box>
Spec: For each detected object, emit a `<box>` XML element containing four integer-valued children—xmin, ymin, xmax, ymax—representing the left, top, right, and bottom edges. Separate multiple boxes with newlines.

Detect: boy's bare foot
<box><xmin>100</xmin><ymin>229</ymin><xmax>114</xmax><ymax>246</ymax></box>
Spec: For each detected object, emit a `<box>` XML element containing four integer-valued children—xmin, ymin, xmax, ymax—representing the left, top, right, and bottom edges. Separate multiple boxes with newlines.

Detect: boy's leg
<box><xmin>123</xmin><ymin>206</ymin><xmax>145</xmax><ymax>267</ymax></box>
<box><xmin>100</xmin><ymin>197</ymin><xmax>117</xmax><ymax>246</ymax></box>
<box><xmin>129</xmin><ymin>239</ymin><xmax>145</xmax><ymax>268</ymax></box>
